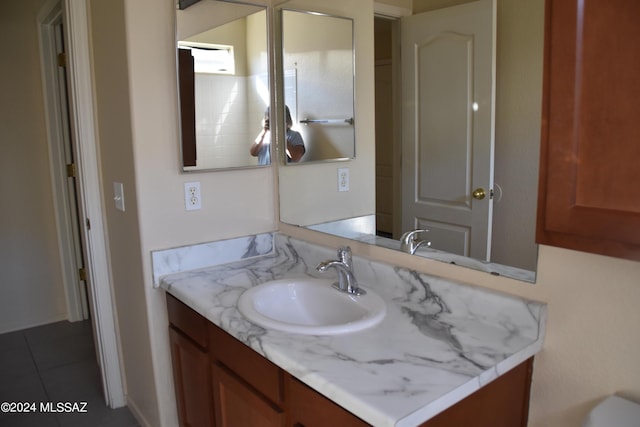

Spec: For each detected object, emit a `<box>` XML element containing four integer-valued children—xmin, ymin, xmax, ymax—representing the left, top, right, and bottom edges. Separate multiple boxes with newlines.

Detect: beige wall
<box><xmin>184</xmin><ymin>16</ymin><xmax>249</xmax><ymax>76</ymax></box>
<box><xmin>0</xmin><ymin>0</ymin><xmax>68</xmax><ymax>333</ymax></box>
<box><xmin>6</xmin><ymin>1</ymin><xmax>639</xmax><ymax>427</ymax></box>
<box><xmin>88</xmin><ymin>0</ymin><xmax>160</xmax><ymax>423</ymax></box>
<box><xmin>529</xmin><ymin>246</ymin><xmax>640</xmax><ymax>426</ymax></box>
<box><xmin>122</xmin><ymin>0</ymin><xmax>276</xmax><ymax>425</ymax></box>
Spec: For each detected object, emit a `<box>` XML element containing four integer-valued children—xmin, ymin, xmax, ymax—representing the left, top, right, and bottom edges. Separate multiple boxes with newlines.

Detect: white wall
<box><xmin>0</xmin><ymin>0</ymin><xmax>68</xmax><ymax>333</ymax></box>
<box><xmin>193</xmin><ymin>74</ymin><xmax>254</xmax><ymax>169</ymax></box>
<box><xmin>46</xmin><ymin>1</ymin><xmax>640</xmax><ymax>427</ymax></box>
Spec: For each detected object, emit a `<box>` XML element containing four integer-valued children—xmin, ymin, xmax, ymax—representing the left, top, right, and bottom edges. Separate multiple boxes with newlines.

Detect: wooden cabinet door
<box><xmin>169</xmin><ymin>327</ymin><xmax>215</xmax><ymax>427</ymax></box>
<box><xmin>286</xmin><ymin>375</ymin><xmax>369</xmax><ymax>427</ymax></box>
<box><xmin>537</xmin><ymin>0</ymin><xmax>640</xmax><ymax>260</ymax></box>
<box><xmin>212</xmin><ymin>363</ymin><xmax>285</xmax><ymax>427</ymax></box>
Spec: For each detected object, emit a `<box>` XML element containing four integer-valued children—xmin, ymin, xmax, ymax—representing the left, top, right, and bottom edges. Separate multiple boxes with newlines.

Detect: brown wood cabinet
<box><xmin>286</xmin><ymin>375</ymin><xmax>368</xmax><ymax>427</ymax></box>
<box><xmin>167</xmin><ymin>294</ymin><xmax>533</xmax><ymax>427</ymax></box>
<box><xmin>537</xmin><ymin>0</ymin><xmax>640</xmax><ymax>261</ymax></box>
<box><xmin>167</xmin><ymin>296</ymin><xmax>215</xmax><ymax>427</ymax></box>
<box><xmin>211</xmin><ymin>363</ymin><xmax>285</xmax><ymax>427</ymax></box>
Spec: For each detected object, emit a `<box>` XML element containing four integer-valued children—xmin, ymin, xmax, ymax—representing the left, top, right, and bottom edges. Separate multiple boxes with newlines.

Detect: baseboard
<box><xmin>0</xmin><ymin>313</ymin><xmax>68</xmax><ymax>335</ymax></box>
<box><xmin>126</xmin><ymin>397</ymin><xmax>153</xmax><ymax>427</ymax></box>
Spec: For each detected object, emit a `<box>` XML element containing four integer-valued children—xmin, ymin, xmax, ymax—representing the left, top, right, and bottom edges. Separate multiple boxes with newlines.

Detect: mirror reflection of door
<box><xmin>399</xmin><ymin>0</ymin><xmax>495</xmax><ymax>261</ymax></box>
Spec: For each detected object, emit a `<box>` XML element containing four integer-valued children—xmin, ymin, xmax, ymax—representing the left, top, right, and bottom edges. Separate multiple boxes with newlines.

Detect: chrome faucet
<box><xmin>316</xmin><ymin>246</ymin><xmax>365</xmax><ymax>296</ymax></box>
<box><xmin>400</xmin><ymin>229</ymin><xmax>431</xmax><ymax>254</ymax></box>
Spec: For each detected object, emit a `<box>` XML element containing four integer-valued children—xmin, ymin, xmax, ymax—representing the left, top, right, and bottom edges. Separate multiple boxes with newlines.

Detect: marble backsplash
<box><xmin>151</xmin><ymin>233</ymin><xmax>274</xmax><ymax>287</ymax></box>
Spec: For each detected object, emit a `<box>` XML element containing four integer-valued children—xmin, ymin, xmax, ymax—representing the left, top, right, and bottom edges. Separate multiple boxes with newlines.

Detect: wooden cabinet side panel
<box><xmin>212</xmin><ymin>363</ymin><xmax>285</xmax><ymax>427</ymax></box>
<box><xmin>421</xmin><ymin>358</ymin><xmax>533</xmax><ymax>427</ymax></box>
<box><xmin>537</xmin><ymin>0</ymin><xmax>640</xmax><ymax>260</ymax></box>
<box><xmin>169</xmin><ymin>327</ymin><xmax>215</xmax><ymax>427</ymax></box>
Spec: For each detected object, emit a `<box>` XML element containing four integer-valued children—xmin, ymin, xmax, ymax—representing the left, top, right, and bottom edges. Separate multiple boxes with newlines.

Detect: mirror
<box><xmin>176</xmin><ymin>1</ymin><xmax>269</xmax><ymax>171</ymax></box>
<box><xmin>278</xmin><ymin>0</ymin><xmax>543</xmax><ymax>282</ymax></box>
<box><xmin>281</xmin><ymin>9</ymin><xmax>356</xmax><ymax>163</ymax></box>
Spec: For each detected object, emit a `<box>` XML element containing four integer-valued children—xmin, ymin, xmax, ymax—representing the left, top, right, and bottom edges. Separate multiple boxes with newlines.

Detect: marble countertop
<box><xmin>159</xmin><ymin>234</ymin><xmax>546</xmax><ymax>427</ymax></box>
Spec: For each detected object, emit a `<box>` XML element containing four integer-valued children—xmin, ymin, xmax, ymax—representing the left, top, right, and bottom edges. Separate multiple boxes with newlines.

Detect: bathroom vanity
<box><xmin>157</xmin><ymin>234</ymin><xmax>546</xmax><ymax>426</ymax></box>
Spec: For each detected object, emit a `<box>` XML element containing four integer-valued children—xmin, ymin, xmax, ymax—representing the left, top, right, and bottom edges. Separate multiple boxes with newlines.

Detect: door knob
<box><xmin>472</xmin><ymin>188</ymin><xmax>486</xmax><ymax>200</ymax></box>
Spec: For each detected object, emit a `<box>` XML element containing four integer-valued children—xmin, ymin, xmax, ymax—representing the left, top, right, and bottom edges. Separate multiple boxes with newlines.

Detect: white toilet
<box><xmin>583</xmin><ymin>396</ymin><xmax>640</xmax><ymax>427</ymax></box>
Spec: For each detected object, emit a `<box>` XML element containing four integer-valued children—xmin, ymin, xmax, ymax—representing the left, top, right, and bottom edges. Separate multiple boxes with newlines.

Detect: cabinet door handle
<box><xmin>293</xmin><ymin>423</ymin><xmax>305</xmax><ymax>427</ymax></box>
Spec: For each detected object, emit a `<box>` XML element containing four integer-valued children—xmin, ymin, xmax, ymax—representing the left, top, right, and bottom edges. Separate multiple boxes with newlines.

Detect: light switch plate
<box><xmin>113</xmin><ymin>182</ymin><xmax>125</xmax><ymax>212</ymax></box>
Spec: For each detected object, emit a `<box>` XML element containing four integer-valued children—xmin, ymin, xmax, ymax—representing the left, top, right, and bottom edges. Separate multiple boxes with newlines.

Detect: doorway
<box><xmin>374</xmin><ymin>17</ymin><xmax>402</xmax><ymax>240</ymax></box>
<box><xmin>41</xmin><ymin>1</ymin><xmax>89</xmax><ymax>324</ymax></box>
<box><xmin>39</xmin><ymin>0</ymin><xmax>125</xmax><ymax>408</ymax></box>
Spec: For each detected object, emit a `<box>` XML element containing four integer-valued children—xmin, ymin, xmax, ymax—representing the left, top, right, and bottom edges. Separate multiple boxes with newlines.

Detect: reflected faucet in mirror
<box><xmin>400</xmin><ymin>230</ymin><xmax>431</xmax><ymax>255</ymax></box>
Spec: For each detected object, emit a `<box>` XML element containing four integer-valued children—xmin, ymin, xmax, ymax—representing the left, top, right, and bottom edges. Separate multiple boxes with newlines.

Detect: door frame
<box><xmin>39</xmin><ymin>0</ymin><xmax>87</xmax><ymax>323</ymax></box>
<box><xmin>39</xmin><ymin>0</ymin><xmax>126</xmax><ymax>408</ymax></box>
<box><xmin>374</xmin><ymin>5</ymin><xmax>409</xmax><ymax>240</ymax></box>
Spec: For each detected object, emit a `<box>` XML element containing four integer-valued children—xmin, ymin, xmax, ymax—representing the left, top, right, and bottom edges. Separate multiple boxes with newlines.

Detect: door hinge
<box><xmin>78</xmin><ymin>267</ymin><xmax>87</xmax><ymax>281</ymax></box>
<box><xmin>66</xmin><ymin>163</ymin><xmax>76</xmax><ymax>178</ymax></box>
<box><xmin>57</xmin><ymin>52</ymin><xmax>67</xmax><ymax>68</ymax></box>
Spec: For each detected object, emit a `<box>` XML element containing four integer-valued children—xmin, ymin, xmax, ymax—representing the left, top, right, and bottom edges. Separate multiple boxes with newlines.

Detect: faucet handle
<box><xmin>337</xmin><ymin>246</ymin><xmax>352</xmax><ymax>265</ymax></box>
<box><xmin>401</xmin><ymin>229</ymin><xmax>427</xmax><ymax>243</ymax></box>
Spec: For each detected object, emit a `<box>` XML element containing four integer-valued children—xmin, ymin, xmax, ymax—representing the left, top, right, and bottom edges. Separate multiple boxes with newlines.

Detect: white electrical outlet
<box><xmin>338</xmin><ymin>168</ymin><xmax>349</xmax><ymax>192</ymax></box>
<box><xmin>184</xmin><ymin>181</ymin><xmax>201</xmax><ymax>211</ymax></box>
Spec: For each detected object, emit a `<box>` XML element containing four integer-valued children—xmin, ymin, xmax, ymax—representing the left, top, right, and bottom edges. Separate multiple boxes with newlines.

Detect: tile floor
<box><xmin>0</xmin><ymin>320</ymin><xmax>140</xmax><ymax>427</ymax></box>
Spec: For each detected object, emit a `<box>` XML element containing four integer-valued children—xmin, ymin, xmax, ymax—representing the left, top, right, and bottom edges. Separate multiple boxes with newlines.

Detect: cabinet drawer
<box><xmin>166</xmin><ymin>294</ymin><xmax>208</xmax><ymax>349</ymax></box>
<box><xmin>209</xmin><ymin>324</ymin><xmax>284</xmax><ymax>406</ymax></box>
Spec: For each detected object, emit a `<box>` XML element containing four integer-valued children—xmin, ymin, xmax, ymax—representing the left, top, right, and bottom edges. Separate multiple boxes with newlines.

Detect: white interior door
<box><xmin>401</xmin><ymin>0</ymin><xmax>495</xmax><ymax>260</ymax></box>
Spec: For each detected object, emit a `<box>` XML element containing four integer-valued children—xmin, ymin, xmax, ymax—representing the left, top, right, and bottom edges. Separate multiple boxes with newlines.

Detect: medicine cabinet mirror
<box><xmin>176</xmin><ymin>1</ymin><xmax>269</xmax><ymax>171</ymax></box>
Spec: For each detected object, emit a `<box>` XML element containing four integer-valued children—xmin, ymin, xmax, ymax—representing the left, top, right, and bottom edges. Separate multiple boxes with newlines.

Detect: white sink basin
<box><xmin>237</xmin><ymin>278</ymin><xmax>386</xmax><ymax>335</ymax></box>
